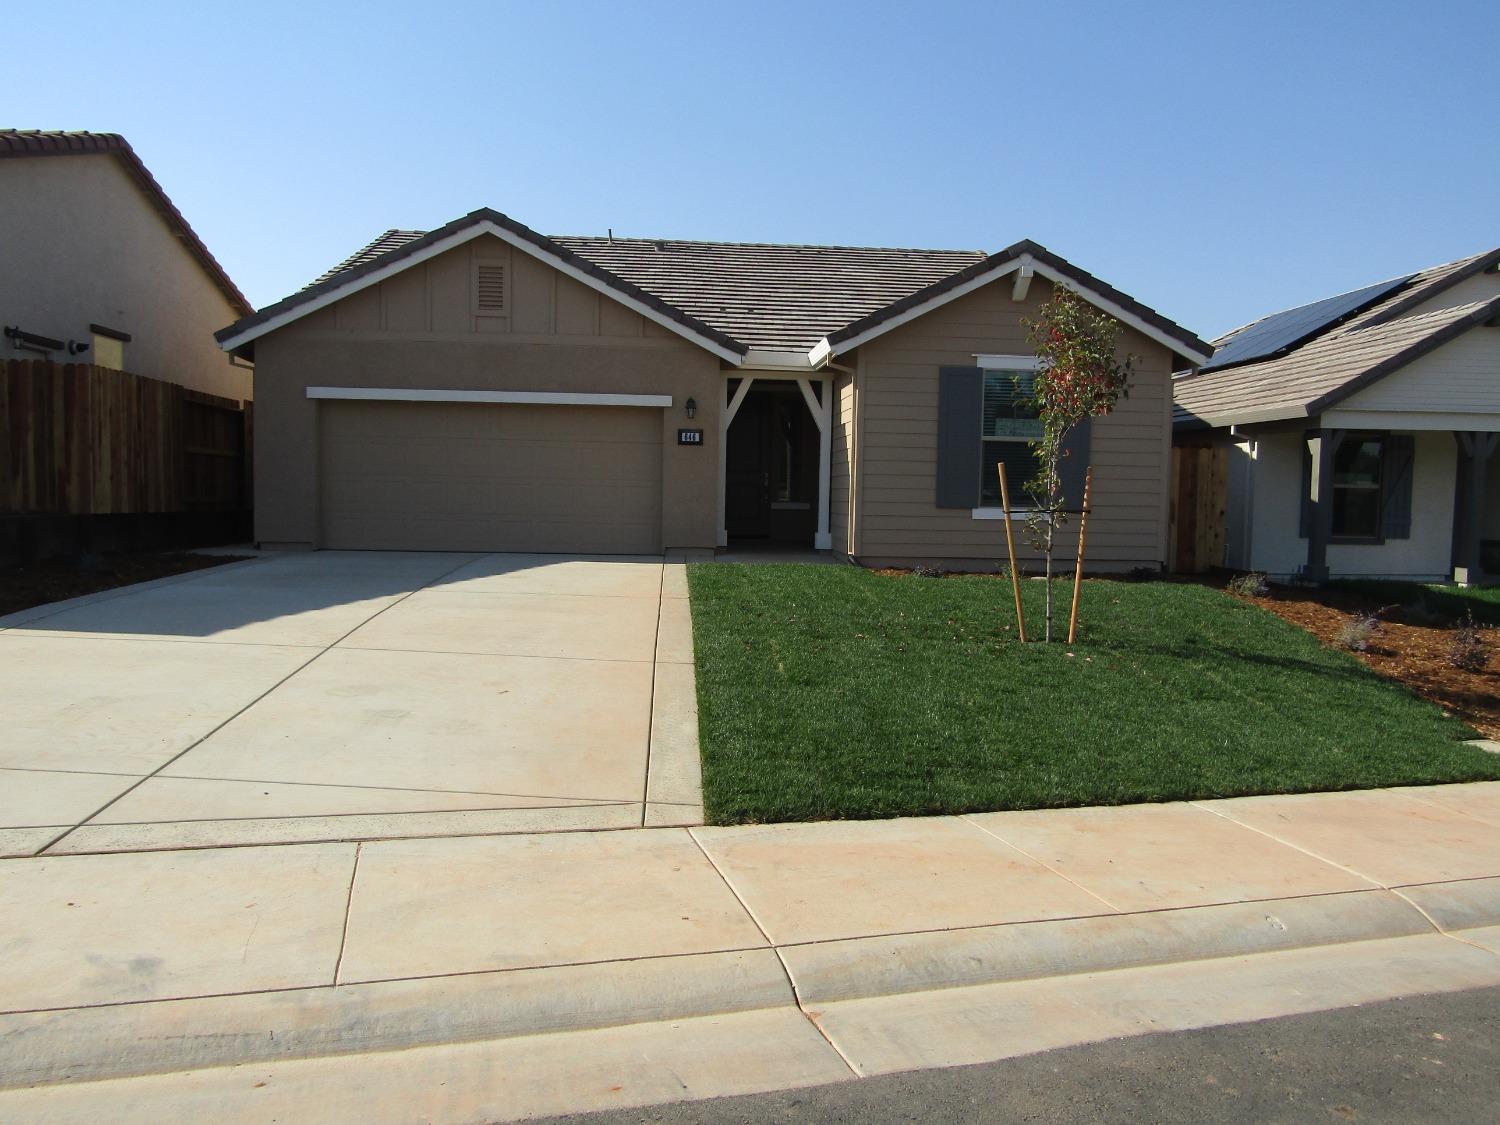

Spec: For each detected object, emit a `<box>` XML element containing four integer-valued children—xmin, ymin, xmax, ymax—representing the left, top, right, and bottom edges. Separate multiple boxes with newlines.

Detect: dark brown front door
<box><xmin>725</xmin><ymin>391</ymin><xmax>771</xmax><ymax>538</ymax></box>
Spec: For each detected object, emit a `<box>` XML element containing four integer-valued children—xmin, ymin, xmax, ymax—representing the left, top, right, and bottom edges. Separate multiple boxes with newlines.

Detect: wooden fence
<box><xmin>1</xmin><ymin>359</ymin><xmax>250</xmax><ymax>515</ymax></box>
<box><xmin>1169</xmin><ymin>444</ymin><xmax>1228</xmax><ymax>574</ymax></box>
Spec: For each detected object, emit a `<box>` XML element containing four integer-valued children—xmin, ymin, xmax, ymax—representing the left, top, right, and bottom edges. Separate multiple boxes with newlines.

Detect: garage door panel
<box><xmin>320</xmin><ymin>402</ymin><xmax>662</xmax><ymax>553</ymax></box>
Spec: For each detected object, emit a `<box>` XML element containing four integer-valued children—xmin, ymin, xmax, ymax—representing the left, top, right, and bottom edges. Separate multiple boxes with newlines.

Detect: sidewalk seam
<box><xmin>960</xmin><ymin>815</ymin><xmax>1126</xmax><ymax>914</ymax></box>
<box><xmin>33</xmin><ymin>554</ymin><xmax>482</xmax><ymax>857</ymax></box>
<box><xmin>684</xmin><ymin>828</ymin><xmax>861</xmax><ymax>1077</ymax></box>
<box><xmin>1187</xmin><ymin>800</ymin><xmax>1389</xmax><ymax>889</ymax></box>
<box><xmin>641</xmin><ymin>557</ymin><xmax>666</xmax><ymax>827</ymax></box>
<box><xmin>333</xmin><ymin>842</ymin><xmax>363</xmax><ymax>986</ymax></box>
<box><xmin>1388</xmin><ymin>884</ymin><xmax>1500</xmax><ymax>961</ymax></box>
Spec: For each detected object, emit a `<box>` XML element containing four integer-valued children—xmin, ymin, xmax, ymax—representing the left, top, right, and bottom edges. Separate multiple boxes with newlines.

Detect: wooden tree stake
<box><xmin>997</xmin><ymin>462</ymin><xmax>1027</xmax><ymax>643</ymax></box>
<box><xmin>1067</xmin><ymin>466</ymin><xmax>1094</xmax><ymax>645</ymax></box>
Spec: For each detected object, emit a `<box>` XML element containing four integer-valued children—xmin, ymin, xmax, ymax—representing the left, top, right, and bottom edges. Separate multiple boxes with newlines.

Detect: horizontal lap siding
<box><xmin>831</xmin><ymin>374</ymin><xmax>853</xmax><ymax>554</ymax></box>
<box><xmin>853</xmin><ymin>278</ymin><xmax>1175</xmax><ymax>568</ymax></box>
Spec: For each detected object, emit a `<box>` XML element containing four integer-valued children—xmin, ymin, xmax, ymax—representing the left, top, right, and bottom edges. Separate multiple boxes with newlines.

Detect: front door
<box><xmin>725</xmin><ymin>385</ymin><xmax>819</xmax><ymax>543</ymax></box>
<box><xmin>725</xmin><ymin>390</ymin><xmax>771</xmax><ymax>538</ymax></box>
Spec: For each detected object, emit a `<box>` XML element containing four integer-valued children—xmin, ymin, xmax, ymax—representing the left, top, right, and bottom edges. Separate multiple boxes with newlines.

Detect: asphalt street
<box><xmin>534</xmin><ymin>986</ymin><xmax>1500</xmax><ymax>1124</ymax></box>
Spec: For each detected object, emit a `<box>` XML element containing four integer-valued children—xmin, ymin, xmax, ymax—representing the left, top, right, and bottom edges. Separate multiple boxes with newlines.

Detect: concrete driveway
<box><xmin>0</xmin><ymin>551</ymin><xmax>701</xmax><ymax>854</ymax></box>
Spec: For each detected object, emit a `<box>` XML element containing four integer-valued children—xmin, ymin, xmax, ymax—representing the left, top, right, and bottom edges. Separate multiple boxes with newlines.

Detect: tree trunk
<box><xmin>1043</xmin><ymin>512</ymin><xmax>1055</xmax><ymax>642</ymax></box>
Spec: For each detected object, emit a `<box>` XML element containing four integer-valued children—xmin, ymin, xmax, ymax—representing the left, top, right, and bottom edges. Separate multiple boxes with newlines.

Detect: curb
<box><xmin>781</xmin><ymin>889</ymin><xmax>1438</xmax><ymax>1005</ymax></box>
<box><xmin>0</xmin><ymin>948</ymin><xmax>791</xmax><ymax>1089</ymax></box>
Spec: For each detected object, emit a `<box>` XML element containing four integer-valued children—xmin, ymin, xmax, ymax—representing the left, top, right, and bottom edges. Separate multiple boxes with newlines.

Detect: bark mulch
<box><xmin>1231</xmin><ymin>584</ymin><xmax>1500</xmax><ymax>740</ymax></box>
<box><xmin>0</xmin><ymin>552</ymin><xmax>251</xmax><ymax>619</ymax></box>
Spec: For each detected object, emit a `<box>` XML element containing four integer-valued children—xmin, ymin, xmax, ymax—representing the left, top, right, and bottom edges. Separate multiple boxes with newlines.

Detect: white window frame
<box><xmin>973</xmin><ymin>354</ymin><xmax>1044</xmax><ymax>520</ymax></box>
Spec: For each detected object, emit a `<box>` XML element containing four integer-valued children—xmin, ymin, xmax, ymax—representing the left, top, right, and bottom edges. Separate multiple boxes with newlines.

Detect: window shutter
<box><xmin>1059</xmin><ymin>419</ymin><xmax>1092</xmax><ymax>512</ymax></box>
<box><xmin>1299</xmin><ymin>436</ymin><xmax>1313</xmax><ymax>539</ymax></box>
<box><xmin>1380</xmin><ymin>433</ymin><xmax>1415</xmax><ymax>539</ymax></box>
<box><xmin>936</xmin><ymin>366</ymin><xmax>983</xmax><ymax>508</ymax></box>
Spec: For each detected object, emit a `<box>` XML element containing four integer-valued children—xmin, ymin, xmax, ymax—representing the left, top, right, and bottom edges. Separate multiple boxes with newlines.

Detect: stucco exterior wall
<box><xmin>0</xmin><ymin>154</ymin><xmax>249</xmax><ymax>400</ymax></box>
<box><xmin>252</xmin><ymin>235</ymin><xmax>719</xmax><ymax>549</ymax></box>
<box><xmin>1240</xmin><ymin>429</ymin><xmax>1458</xmax><ymax>580</ymax></box>
<box><xmin>848</xmin><ymin>276</ymin><xmax>1178</xmax><ymax>571</ymax></box>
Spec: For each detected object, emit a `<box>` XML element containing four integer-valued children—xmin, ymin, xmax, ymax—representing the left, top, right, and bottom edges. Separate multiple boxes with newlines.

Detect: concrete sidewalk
<box><xmin>3</xmin><ymin>783</ymin><xmax>1499</xmax><ymax>1122</ymax></box>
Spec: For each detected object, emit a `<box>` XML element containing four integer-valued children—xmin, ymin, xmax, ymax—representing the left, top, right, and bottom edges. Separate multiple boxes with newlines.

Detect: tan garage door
<box><xmin>319</xmin><ymin>400</ymin><xmax>663</xmax><ymax>552</ymax></box>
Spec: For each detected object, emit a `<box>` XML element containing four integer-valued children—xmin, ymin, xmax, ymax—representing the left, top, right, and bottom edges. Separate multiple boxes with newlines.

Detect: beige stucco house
<box><xmin>1174</xmin><ymin>248</ymin><xmax>1500</xmax><ymax>583</ymax></box>
<box><xmin>218</xmin><ymin>208</ymin><xmax>1210</xmax><ymax>566</ymax></box>
<box><xmin>0</xmin><ymin>130</ymin><xmax>252</xmax><ymax>400</ymax></box>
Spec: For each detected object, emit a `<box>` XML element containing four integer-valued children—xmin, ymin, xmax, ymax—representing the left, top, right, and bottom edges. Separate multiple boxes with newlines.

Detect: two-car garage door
<box><xmin>319</xmin><ymin>400</ymin><xmax>663</xmax><ymax>553</ymax></box>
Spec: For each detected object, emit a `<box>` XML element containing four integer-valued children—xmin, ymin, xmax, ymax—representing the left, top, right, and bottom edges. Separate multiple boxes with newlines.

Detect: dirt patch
<box><xmin>1230</xmin><ymin>584</ymin><xmax>1500</xmax><ymax>739</ymax></box>
<box><xmin>0</xmin><ymin>552</ymin><xmax>251</xmax><ymax>618</ymax></box>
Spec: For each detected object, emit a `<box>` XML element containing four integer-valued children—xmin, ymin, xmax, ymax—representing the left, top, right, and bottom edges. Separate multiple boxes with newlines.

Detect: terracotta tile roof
<box><xmin>0</xmin><ymin>129</ymin><xmax>253</xmax><ymax>316</ymax></box>
<box><xmin>1174</xmin><ymin>292</ymin><xmax>1500</xmax><ymax>429</ymax></box>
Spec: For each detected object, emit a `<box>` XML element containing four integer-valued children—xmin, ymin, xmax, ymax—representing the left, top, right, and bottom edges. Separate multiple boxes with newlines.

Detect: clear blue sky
<box><xmin>10</xmin><ymin>1</ymin><xmax>1497</xmax><ymax>339</ymax></box>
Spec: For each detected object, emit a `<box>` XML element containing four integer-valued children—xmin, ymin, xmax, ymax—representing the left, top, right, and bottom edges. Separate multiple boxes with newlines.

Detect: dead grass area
<box><xmin>0</xmin><ymin>552</ymin><xmax>251</xmax><ymax>618</ymax></box>
<box><xmin>1231</xmin><ymin>584</ymin><xmax>1499</xmax><ymax>739</ymax></box>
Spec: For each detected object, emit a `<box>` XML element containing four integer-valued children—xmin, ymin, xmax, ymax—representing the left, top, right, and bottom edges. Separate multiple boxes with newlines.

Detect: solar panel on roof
<box><xmin>1202</xmin><ymin>274</ymin><xmax>1412</xmax><ymax>371</ymax></box>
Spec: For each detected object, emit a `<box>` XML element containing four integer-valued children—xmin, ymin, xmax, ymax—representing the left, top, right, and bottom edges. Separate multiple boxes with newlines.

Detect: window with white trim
<box><xmin>978</xmin><ymin>365</ymin><xmax>1043</xmax><ymax>507</ymax></box>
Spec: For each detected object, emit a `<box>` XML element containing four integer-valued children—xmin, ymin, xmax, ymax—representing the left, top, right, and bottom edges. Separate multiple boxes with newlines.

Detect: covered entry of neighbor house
<box><xmin>720</xmin><ymin>376</ymin><xmax>833</xmax><ymax>548</ymax></box>
<box><xmin>317</xmin><ymin>397</ymin><xmax>665</xmax><ymax>553</ymax></box>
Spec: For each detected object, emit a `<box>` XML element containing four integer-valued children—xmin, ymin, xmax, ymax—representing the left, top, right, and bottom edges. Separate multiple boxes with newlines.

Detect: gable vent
<box><xmin>475</xmin><ymin>265</ymin><xmax>506</xmax><ymax>315</ymax></box>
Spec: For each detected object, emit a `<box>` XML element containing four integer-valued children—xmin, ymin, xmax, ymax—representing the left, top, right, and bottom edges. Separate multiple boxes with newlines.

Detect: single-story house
<box><xmin>1174</xmin><ymin>248</ymin><xmax>1500</xmax><ymax>583</ymax></box>
<box><xmin>216</xmin><ymin>208</ymin><xmax>1210</xmax><ymax>567</ymax></box>
<box><xmin>0</xmin><ymin>129</ymin><xmax>253</xmax><ymax>400</ymax></box>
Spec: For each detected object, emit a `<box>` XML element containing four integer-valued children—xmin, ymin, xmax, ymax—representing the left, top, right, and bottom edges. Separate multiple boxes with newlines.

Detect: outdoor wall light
<box><xmin>685</xmin><ymin>397</ymin><xmax>697</xmax><ymax>419</ymax></box>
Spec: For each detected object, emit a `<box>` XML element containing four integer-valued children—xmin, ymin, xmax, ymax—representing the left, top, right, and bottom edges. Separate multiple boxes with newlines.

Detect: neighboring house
<box><xmin>1174</xmin><ymin>249</ymin><xmax>1500</xmax><ymax>583</ymax></box>
<box><xmin>217</xmin><ymin>207</ymin><xmax>1209</xmax><ymax>566</ymax></box>
<box><xmin>0</xmin><ymin>130</ymin><xmax>252</xmax><ymax>400</ymax></box>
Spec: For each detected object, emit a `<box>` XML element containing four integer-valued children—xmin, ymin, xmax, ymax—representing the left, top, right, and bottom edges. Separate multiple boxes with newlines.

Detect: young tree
<box><xmin>1022</xmin><ymin>288</ymin><xmax>1133</xmax><ymax>641</ymax></box>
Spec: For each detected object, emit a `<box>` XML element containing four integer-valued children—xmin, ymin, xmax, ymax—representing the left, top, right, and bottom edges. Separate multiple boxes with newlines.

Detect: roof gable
<box><xmin>215</xmin><ymin>209</ymin><xmax>747</xmax><ymax>363</ymax></box>
<box><xmin>816</xmin><ymin>240</ymin><xmax>1214</xmax><ymax>366</ymax></box>
<box><xmin>0</xmin><ymin>130</ymin><xmax>252</xmax><ymax>317</ymax></box>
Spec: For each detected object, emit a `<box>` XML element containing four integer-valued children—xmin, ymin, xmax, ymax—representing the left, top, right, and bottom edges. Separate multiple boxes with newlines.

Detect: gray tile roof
<box><xmin>550</xmin><ymin>236</ymin><xmax>986</xmax><ymax>352</ymax></box>
<box><xmin>0</xmin><ymin>129</ymin><xmax>252</xmax><ymax>316</ymax></box>
<box><xmin>1174</xmin><ymin>293</ymin><xmax>1500</xmax><ymax>429</ymax></box>
<box><xmin>307</xmin><ymin>228</ymin><xmax>987</xmax><ymax>352</ymax></box>
<box><xmin>309</xmin><ymin>229</ymin><xmax>426</xmax><ymax>286</ymax></box>
<box><xmin>221</xmin><ymin>207</ymin><xmax>1210</xmax><ymax>361</ymax></box>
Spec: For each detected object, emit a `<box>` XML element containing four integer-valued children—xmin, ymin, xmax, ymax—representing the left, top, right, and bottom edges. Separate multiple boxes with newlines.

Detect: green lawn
<box><xmin>687</xmin><ymin>564</ymin><xmax>1500</xmax><ymax>825</ymax></box>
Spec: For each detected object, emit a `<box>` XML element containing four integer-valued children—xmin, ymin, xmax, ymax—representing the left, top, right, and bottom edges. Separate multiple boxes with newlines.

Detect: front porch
<box><xmin>716</xmin><ymin>373</ymin><xmax>834</xmax><ymax>551</ymax></box>
<box><xmin>1301</xmin><ymin>421</ymin><xmax>1499</xmax><ymax>585</ymax></box>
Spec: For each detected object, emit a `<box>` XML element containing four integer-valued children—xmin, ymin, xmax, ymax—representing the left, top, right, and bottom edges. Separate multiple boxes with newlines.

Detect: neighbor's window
<box><xmin>979</xmin><ymin>369</ymin><xmax>1044</xmax><ymax>507</ymax></box>
<box><xmin>1331</xmin><ymin>436</ymin><xmax>1384</xmax><ymax>539</ymax></box>
<box><xmin>91</xmin><ymin>332</ymin><xmax>125</xmax><ymax>370</ymax></box>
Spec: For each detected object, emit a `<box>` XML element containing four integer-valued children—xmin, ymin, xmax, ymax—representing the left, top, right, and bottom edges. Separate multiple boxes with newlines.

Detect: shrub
<box><xmin>910</xmin><ymin>565</ymin><xmax>944</xmax><ymax>579</ymax></box>
<box><xmin>1226</xmin><ymin>572</ymin><xmax>1270</xmax><ymax>598</ymax></box>
<box><xmin>1449</xmin><ymin>612</ymin><xmax>1489</xmax><ymax>673</ymax></box>
<box><xmin>1338</xmin><ymin>611</ymin><xmax>1380</xmax><ymax>652</ymax></box>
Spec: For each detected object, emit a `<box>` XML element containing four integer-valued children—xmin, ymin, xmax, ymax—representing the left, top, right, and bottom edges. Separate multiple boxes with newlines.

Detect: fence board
<box><xmin>0</xmin><ymin>359</ymin><xmax>248</xmax><ymax>517</ymax></box>
<box><xmin>1169</xmin><ymin>444</ymin><xmax>1228</xmax><ymax>573</ymax></box>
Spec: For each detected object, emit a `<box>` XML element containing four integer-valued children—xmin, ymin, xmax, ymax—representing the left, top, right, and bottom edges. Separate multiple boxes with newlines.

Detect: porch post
<box><xmin>1454</xmin><ymin>431</ymin><xmax>1499</xmax><ymax>584</ymax></box>
<box><xmin>816</xmin><ymin>378</ymin><xmax>833</xmax><ymax>551</ymax></box>
<box><xmin>1304</xmin><ymin>428</ymin><xmax>1344</xmax><ymax>583</ymax></box>
<box><xmin>717</xmin><ymin>376</ymin><xmax>755</xmax><ymax>548</ymax></box>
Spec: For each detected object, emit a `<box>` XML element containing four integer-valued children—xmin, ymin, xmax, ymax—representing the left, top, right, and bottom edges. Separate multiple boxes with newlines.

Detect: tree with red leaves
<box><xmin>1022</xmin><ymin>288</ymin><xmax>1133</xmax><ymax>642</ymax></box>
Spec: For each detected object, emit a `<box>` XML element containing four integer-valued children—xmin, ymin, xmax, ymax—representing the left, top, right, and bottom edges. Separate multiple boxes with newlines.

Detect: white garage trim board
<box><xmin>307</xmin><ymin>387</ymin><xmax>673</xmax><ymax>408</ymax></box>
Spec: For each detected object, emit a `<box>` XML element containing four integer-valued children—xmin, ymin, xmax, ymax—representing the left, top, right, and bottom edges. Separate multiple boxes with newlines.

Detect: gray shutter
<box><xmin>1299</xmin><ymin>435</ymin><xmax>1313</xmax><ymax>539</ymax></box>
<box><xmin>1059</xmin><ymin>418</ymin><xmax>1091</xmax><ymax>512</ymax></box>
<box><xmin>1380</xmin><ymin>433</ymin><xmax>1415</xmax><ymax>539</ymax></box>
<box><xmin>936</xmin><ymin>366</ymin><xmax>983</xmax><ymax>508</ymax></box>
